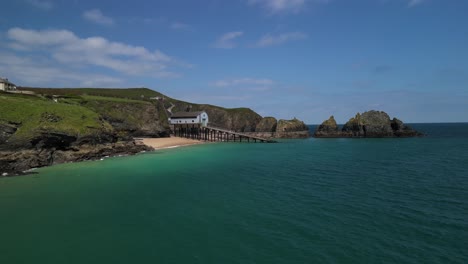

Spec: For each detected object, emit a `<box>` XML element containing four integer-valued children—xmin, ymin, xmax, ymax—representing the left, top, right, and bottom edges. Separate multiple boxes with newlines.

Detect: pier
<box><xmin>172</xmin><ymin>124</ymin><xmax>276</xmax><ymax>143</ymax></box>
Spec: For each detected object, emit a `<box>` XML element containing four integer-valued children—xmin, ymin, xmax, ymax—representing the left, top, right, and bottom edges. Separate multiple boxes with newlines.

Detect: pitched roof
<box><xmin>0</xmin><ymin>78</ymin><xmax>15</xmax><ymax>85</ymax></box>
<box><xmin>171</xmin><ymin>111</ymin><xmax>205</xmax><ymax>118</ymax></box>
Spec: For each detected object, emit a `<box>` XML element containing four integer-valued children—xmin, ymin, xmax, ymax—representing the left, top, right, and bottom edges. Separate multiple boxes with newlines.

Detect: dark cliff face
<box><xmin>256</xmin><ymin>117</ymin><xmax>278</xmax><ymax>132</ymax></box>
<box><xmin>0</xmin><ymin>123</ymin><xmax>19</xmax><ymax>146</ymax></box>
<box><xmin>81</xmin><ymin>100</ymin><xmax>171</xmax><ymax>138</ymax></box>
<box><xmin>314</xmin><ymin>110</ymin><xmax>422</xmax><ymax>138</ymax></box>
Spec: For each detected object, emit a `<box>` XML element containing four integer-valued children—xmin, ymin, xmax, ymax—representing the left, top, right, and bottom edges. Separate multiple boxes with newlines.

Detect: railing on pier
<box><xmin>172</xmin><ymin>124</ymin><xmax>276</xmax><ymax>143</ymax></box>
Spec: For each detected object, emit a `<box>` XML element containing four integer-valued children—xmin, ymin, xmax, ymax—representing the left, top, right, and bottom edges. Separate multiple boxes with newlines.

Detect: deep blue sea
<box><xmin>1</xmin><ymin>123</ymin><xmax>467</xmax><ymax>263</ymax></box>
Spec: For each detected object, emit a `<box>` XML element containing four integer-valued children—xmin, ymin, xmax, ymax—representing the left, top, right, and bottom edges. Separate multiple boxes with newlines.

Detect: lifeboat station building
<box><xmin>169</xmin><ymin>111</ymin><xmax>209</xmax><ymax>127</ymax></box>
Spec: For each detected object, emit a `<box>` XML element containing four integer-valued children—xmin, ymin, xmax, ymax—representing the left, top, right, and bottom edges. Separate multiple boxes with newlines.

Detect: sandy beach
<box><xmin>136</xmin><ymin>136</ymin><xmax>204</xmax><ymax>150</ymax></box>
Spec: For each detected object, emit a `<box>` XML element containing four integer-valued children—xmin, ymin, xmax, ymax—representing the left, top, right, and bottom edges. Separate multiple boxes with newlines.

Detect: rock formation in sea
<box><xmin>313</xmin><ymin>116</ymin><xmax>341</xmax><ymax>137</ymax></box>
<box><xmin>314</xmin><ymin>110</ymin><xmax>422</xmax><ymax>138</ymax></box>
<box><xmin>275</xmin><ymin>118</ymin><xmax>309</xmax><ymax>138</ymax></box>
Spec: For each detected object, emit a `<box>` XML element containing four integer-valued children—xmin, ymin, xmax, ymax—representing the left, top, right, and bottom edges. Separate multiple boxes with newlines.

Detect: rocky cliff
<box><xmin>314</xmin><ymin>110</ymin><xmax>422</xmax><ymax>138</ymax></box>
<box><xmin>79</xmin><ymin>97</ymin><xmax>171</xmax><ymax>138</ymax></box>
<box><xmin>256</xmin><ymin>117</ymin><xmax>278</xmax><ymax>132</ymax></box>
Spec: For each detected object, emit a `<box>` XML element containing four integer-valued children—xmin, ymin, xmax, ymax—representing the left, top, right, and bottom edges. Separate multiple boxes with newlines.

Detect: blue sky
<box><xmin>1</xmin><ymin>0</ymin><xmax>467</xmax><ymax>123</ymax></box>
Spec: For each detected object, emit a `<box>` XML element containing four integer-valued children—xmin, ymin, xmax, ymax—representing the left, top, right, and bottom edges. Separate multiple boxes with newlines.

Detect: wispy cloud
<box><xmin>407</xmin><ymin>0</ymin><xmax>424</xmax><ymax>7</ymax></box>
<box><xmin>248</xmin><ymin>0</ymin><xmax>306</xmax><ymax>14</ymax></box>
<box><xmin>248</xmin><ymin>0</ymin><xmax>331</xmax><ymax>14</ymax></box>
<box><xmin>5</xmin><ymin>27</ymin><xmax>185</xmax><ymax>85</ymax></box>
<box><xmin>26</xmin><ymin>0</ymin><xmax>53</xmax><ymax>10</ymax></box>
<box><xmin>83</xmin><ymin>9</ymin><xmax>114</xmax><ymax>26</ymax></box>
<box><xmin>255</xmin><ymin>32</ymin><xmax>307</xmax><ymax>47</ymax></box>
<box><xmin>211</xmin><ymin>78</ymin><xmax>275</xmax><ymax>91</ymax></box>
<box><xmin>213</xmin><ymin>31</ymin><xmax>244</xmax><ymax>49</ymax></box>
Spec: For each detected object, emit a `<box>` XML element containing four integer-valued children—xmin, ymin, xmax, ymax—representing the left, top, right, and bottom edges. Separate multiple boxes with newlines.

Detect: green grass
<box><xmin>0</xmin><ymin>94</ymin><xmax>111</xmax><ymax>142</ymax></box>
<box><xmin>19</xmin><ymin>87</ymin><xmax>165</xmax><ymax>101</ymax></box>
<box><xmin>80</xmin><ymin>95</ymin><xmax>149</xmax><ymax>104</ymax></box>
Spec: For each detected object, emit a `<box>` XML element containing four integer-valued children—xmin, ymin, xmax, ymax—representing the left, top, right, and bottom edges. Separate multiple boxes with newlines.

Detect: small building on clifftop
<box><xmin>169</xmin><ymin>111</ymin><xmax>209</xmax><ymax>127</ymax></box>
<box><xmin>0</xmin><ymin>78</ymin><xmax>17</xmax><ymax>91</ymax></box>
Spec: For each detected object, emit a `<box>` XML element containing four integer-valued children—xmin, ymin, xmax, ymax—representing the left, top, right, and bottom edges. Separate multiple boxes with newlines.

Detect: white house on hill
<box><xmin>0</xmin><ymin>78</ymin><xmax>16</xmax><ymax>91</ymax></box>
<box><xmin>169</xmin><ymin>111</ymin><xmax>209</xmax><ymax>127</ymax></box>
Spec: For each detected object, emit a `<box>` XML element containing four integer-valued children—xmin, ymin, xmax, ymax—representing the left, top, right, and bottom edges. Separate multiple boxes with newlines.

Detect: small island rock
<box><xmin>314</xmin><ymin>110</ymin><xmax>422</xmax><ymax>138</ymax></box>
<box><xmin>313</xmin><ymin>116</ymin><xmax>341</xmax><ymax>137</ymax></box>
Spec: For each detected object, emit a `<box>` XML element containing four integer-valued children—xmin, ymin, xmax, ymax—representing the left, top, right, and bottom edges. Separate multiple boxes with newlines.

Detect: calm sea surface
<box><xmin>1</xmin><ymin>123</ymin><xmax>467</xmax><ymax>263</ymax></box>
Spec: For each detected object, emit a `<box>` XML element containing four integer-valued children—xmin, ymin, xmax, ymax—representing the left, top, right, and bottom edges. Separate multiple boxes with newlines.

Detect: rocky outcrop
<box><xmin>275</xmin><ymin>118</ymin><xmax>310</xmax><ymax>138</ymax></box>
<box><xmin>342</xmin><ymin>111</ymin><xmax>395</xmax><ymax>137</ymax></box>
<box><xmin>0</xmin><ymin>122</ymin><xmax>19</xmax><ymax>145</ymax></box>
<box><xmin>390</xmin><ymin>118</ymin><xmax>422</xmax><ymax>137</ymax></box>
<box><xmin>313</xmin><ymin>116</ymin><xmax>341</xmax><ymax>137</ymax></box>
<box><xmin>314</xmin><ymin>110</ymin><xmax>422</xmax><ymax>138</ymax></box>
<box><xmin>0</xmin><ymin>141</ymin><xmax>152</xmax><ymax>176</ymax></box>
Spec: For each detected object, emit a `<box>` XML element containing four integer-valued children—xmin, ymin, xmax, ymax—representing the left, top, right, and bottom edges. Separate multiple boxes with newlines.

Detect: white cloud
<box><xmin>5</xmin><ymin>27</ymin><xmax>184</xmax><ymax>85</ymax></box>
<box><xmin>255</xmin><ymin>32</ymin><xmax>307</xmax><ymax>47</ymax></box>
<box><xmin>82</xmin><ymin>9</ymin><xmax>114</xmax><ymax>26</ymax></box>
<box><xmin>26</xmin><ymin>0</ymin><xmax>53</xmax><ymax>10</ymax></box>
<box><xmin>213</xmin><ymin>31</ymin><xmax>244</xmax><ymax>49</ymax></box>
<box><xmin>0</xmin><ymin>52</ymin><xmax>123</xmax><ymax>87</ymax></box>
<box><xmin>407</xmin><ymin>0</ymin><xmax>424</xmax><ymax>7</ymax></box>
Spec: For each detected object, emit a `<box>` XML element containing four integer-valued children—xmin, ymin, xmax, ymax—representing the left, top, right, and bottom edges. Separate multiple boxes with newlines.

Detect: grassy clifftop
<box><xmin>19</xmin><ymin>87</ymin><xmax>165</xmax><ymax>101</ymax></box>
<box><xmin>0</xmin><ymin>92</ymin><xmax>111</xmax><ymax>145</ymax></box>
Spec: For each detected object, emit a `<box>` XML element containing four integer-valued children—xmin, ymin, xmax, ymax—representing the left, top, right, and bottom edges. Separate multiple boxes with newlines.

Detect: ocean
<box><xmin>1</xmin><ymin>123</ymin><xmax>467</xmax><ymax>263</ymax></box>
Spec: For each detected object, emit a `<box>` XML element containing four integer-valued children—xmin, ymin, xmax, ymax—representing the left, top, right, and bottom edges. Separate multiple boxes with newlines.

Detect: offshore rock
<box><xmin>275</xmin><ymin>118</ymin><xmax>309</xmax><ymax>138</ymax></box>
<box><xmin>342</xmin><ymin>111</ymin><xmax>394</xmax><ymax>137</ymax></box>
<box><xmin>314</xmin><ymin>110</ymin><xmax>422</xmax><ymax>138</ymax></box>
<box><xmin>313</xmin><ymin>116</ymin><xmax>341</xmax><ymax>137</ymax></box>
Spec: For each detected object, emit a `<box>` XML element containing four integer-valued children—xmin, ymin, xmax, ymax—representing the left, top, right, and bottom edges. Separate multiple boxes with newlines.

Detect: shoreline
<box><xmin>1</xmin><ymin>137</ymin><xmax>206</xmax><ymax>177</ymax></box>
<box><xmin>135</xmin><ymin>136</ymin><xmax>205</xmax><ymax>150</ymax></box>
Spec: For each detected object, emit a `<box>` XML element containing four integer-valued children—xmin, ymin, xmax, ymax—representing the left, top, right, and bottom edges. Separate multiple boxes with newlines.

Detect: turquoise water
<box><xmin>1</xmin><ymin>123</ymin><xmax>467</xmax><ymax>263</ymax></box>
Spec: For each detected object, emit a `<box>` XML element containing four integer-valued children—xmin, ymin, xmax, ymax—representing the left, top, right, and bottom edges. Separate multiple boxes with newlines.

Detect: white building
<box><xmin>0</xmin><ymin>78</ymin><xmax>16</xmax><ymax>91</ymax></box>
<box><xmin>169</xmin><ymin>111</ymin><xmax>209</xmax><ymax>127</ymax></box>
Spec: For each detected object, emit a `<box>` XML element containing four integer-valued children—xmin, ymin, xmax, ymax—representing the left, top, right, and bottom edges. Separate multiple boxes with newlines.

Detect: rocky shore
<box><xmin>0</xmin><ymin>142</ymin><xmax>152</xmax><ymax>176</ymax></box>
<box><xmin>314</xmin><ymin>110</ymin><xmax>422</xmax><ymax>138</ymax></box>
